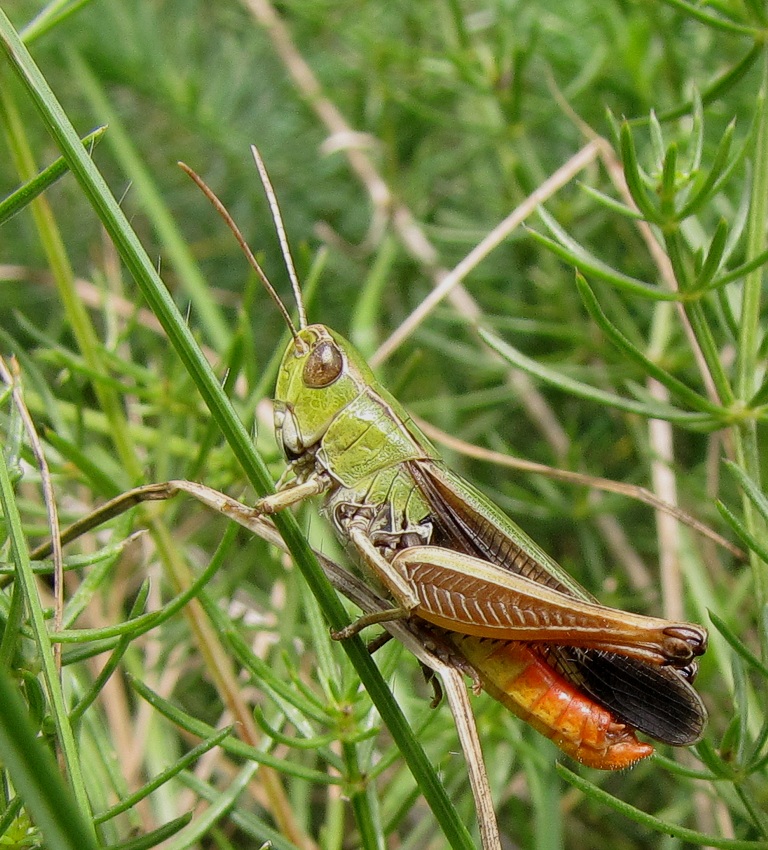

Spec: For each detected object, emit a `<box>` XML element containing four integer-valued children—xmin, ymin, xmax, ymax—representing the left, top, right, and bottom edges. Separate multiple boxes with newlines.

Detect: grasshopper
<box><xmin>54</xmin><ymin>151</ymin><xmax>707</xmax><ymax>771</ymax></box>
<box><xmin>253</xmin><ymin>317</ymin><xmax>706</xmax><ymax>768</ymax></box>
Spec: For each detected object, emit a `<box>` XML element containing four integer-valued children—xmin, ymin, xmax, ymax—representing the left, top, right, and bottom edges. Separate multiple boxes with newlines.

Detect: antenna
<box><xmin>250</xmin><ymin>146</ymin><xmax>308</xmax><ymax>329</ymax></box>
<box><xmin>178</xmin><ymin>162</ymin><xmax>301</xmax><ymax>340</ymax></box>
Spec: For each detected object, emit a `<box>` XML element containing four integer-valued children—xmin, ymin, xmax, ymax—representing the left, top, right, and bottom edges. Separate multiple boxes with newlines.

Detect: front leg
<box><xmin>259</xmin><ymin>477</ymin><xmax>423</xmax><ymax>640</ymax></box>
<box><xmin>254</xmin><ymin>470</ymin><xmax>332</xmax><ymax>514</ymax></box>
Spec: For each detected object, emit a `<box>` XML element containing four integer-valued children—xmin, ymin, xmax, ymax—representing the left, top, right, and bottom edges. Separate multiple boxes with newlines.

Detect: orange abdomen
<box><xmin>450</xmin><ymin>635</ymin><xmax>654</xmax><ymax>770</ymax></box>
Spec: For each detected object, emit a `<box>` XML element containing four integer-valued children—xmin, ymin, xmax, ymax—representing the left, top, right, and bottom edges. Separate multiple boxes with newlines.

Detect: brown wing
<box><xmin>408</xmin><ymin>459</ymin><xmax>707</xmax><ymax>745</ymax></box>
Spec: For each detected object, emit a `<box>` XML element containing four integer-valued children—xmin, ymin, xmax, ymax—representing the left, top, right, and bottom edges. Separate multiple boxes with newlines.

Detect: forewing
<box><xmin>409</xmin><ymin>459</ymin><xmax>707</xmax><ymax>745</ymax></box>
<box><xmin>408</xmin><ymin>459</ymin><xmax>593</xmax><ymax>599</ymax></box>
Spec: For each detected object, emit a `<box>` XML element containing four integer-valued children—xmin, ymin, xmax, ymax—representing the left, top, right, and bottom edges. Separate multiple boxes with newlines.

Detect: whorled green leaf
<box><xmin>577</xmin><ymin>183</ymin><xmax>644</xmax><ymax>220</ymax></box>
<box><xmin>660</xmin><ymin>140</ymin><xmax>679</xmax><ymax>216</ymax></box>
<box><xmin>557</xmin><ymin>764</ymin><xmax>768</xmax><ymax>848</ymax></box>
<box><xmin>104</xmin><ymin>814</ymin><xmax>193</xmax><ymax>850</ymax></box>
<box><xmin>159</xmin><ymin>763</ymin><xmax>259</xmax><ymax>850</ymax></box>
<box><xmin>693</xmin><ymin>218</ymin><xmax>730</xmax><ymax>291</ymax></box>
<box><xmin>128</xmin><ymin>674</ymin><xmax>341</xmax><ymax>785</ymax></box>
<box><xmin>717</xmin><ymin>500</ymin><xmax>768</xmax><ymax>569</ymax></box>
<box><xmin>679</xmin><ymin>120</ymin><xmax>737</xmax><ymax>218</ymax></box>
<box><xmin>655</xmin><ymin>0</ymin><xmax>759</xmax><ymax>36</ymax></box>
<box><xmin>0</xmin><ymin>665</ymin><xmax>99</xmax><ymax>850</ymax></box>
<box><xmin>724</xmin><ymin>460</ymin><xmax>768</xmax><ymax>525</ymax></box>
<box><xmin>94</xmin><ymin>728</ymin><xmax>232</xmax><ymax>825</ymax></box>
<box><xmin>179</xmin><ymin>772</ymin><xmax>302</xmax><ymax>850</ymax></box>
<box><xmin>69</xmin><ymin>579</ymin><xmax>152</xmax><ymax>723</ymax></box>
<box><xmin>620</xmin><ymin>122</ymin><xmax>660</xmax><ymax>221</ymax></box>
<box><xmin>632</xmin><ymin>43</ymin><xmax>761</xmax><ymax>125</ymax></box>
<box><xmin>575</xmin><ymin>272</ymin><xmax>726</xmax><ymax>416</ymax></box>
<box><xmin>531</xmin><ymin>208</ymin><xmax>681</xmax><ymax>300</ymax></box>
<box><xmin>479</xmin><ymin>324</ymin><xmax>713</xmax><ymax>426</ymax></box>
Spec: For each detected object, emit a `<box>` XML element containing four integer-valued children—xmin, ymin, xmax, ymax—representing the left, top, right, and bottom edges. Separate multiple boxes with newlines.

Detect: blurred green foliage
<box><xmin>1</xmin><ymin>1</ymin><xmax>767</xmax><ymax>848</ymax></box>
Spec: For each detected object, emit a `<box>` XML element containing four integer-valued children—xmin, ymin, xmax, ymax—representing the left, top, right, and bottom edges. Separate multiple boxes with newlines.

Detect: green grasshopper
<box><xmin>185</xmin><ymin>149</ymin><xmax>708</xmax><ymax>769</ymax></box>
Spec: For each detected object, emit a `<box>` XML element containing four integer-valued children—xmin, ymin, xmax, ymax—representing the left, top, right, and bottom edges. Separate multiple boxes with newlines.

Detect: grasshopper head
<box><xmin>273</xmin><ymin>324</ymin><xmax>374</xmax><ymax>459</ymax></box>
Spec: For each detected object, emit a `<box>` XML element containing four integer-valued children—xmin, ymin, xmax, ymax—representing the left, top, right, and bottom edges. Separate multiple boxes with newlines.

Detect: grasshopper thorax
<box><xmin>273</xmin><ymin>324</ymin><xmax>377</xmax><ymax>460</ymax></box>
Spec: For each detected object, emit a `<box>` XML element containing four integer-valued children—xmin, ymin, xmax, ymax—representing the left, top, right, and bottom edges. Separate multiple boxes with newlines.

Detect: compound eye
<box><xmin>303</xmin><ymin>340</ymin><xmax>343</xmax><ymax>388</ymax></box>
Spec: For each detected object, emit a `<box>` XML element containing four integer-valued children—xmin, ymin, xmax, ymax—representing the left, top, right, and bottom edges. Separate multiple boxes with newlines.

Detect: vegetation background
<box><xmin>0</xmin><ymin>0</ymin><xmax>767</xmax><ymax>848</ymax></box>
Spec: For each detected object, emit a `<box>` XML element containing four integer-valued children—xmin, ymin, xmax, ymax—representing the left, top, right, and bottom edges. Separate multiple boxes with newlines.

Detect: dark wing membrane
<box><xmin>545</xmin><ymin>647</ymin><xmax>706</xmax><ymax>744</ymax></box>
<box><xmin>409</xmin><ymin>459</ymin><xmax>707</xmax><ymax>745</ymax></box>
